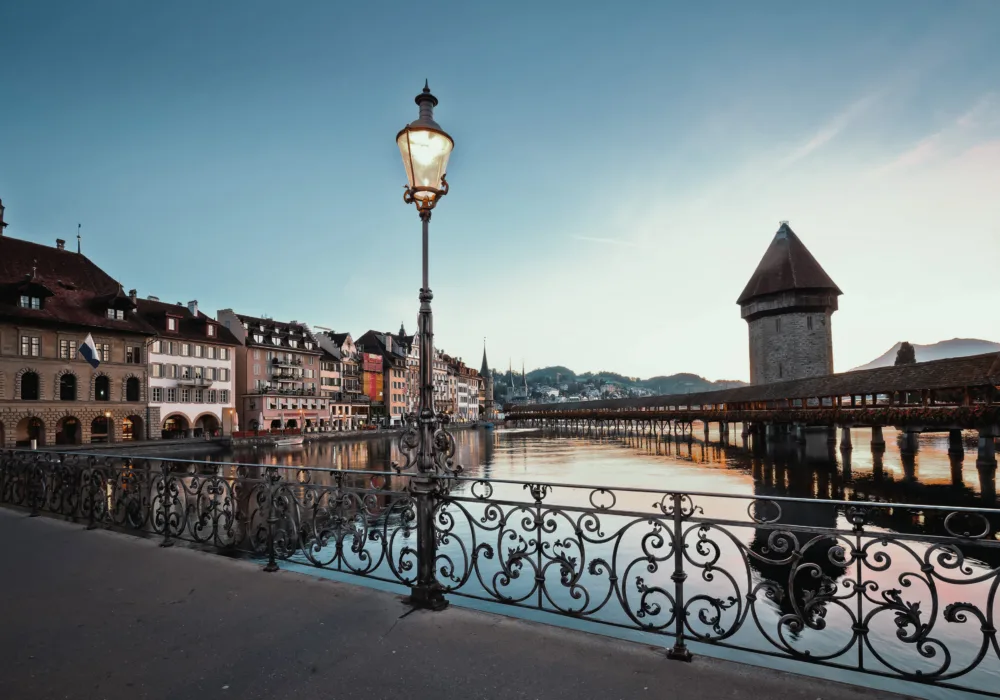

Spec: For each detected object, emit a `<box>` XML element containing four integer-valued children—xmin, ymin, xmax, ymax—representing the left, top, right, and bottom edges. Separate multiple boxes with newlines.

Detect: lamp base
<box><xmin>404</xmin><ymin>584</ymin><xmax>450</xmax><ymax>611</ymax></box>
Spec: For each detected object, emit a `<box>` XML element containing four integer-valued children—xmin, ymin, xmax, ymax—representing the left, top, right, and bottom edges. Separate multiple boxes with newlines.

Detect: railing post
<box><xmin>667</xmin><ymin>491</ymin><xmax>692</xmax><ymax>661</ymax></box>
<box><xmin>407</xmin><ymin>473</ymin><xmax>448</xmax><ymax>609</ymax></box>
<box><xmin>85</xmin><ymin>461</ymin><xmax>97</xmax><ymax>530</ymax></box>
<box><xmin>263</xmin><ymin>468</ymin><xmax>280</xmax><ymax>572</ymax></box>
<box><xmin>159</xmin><ymin>462</ymin><xmax>173</xmax><ymax>548</ymax></box>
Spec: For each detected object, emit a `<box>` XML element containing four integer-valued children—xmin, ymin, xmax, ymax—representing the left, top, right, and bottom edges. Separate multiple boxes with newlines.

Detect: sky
<box><xmin>1</xmin><ymin>1</ymin><xmax>998</xmax><ymax>382</ymax></box>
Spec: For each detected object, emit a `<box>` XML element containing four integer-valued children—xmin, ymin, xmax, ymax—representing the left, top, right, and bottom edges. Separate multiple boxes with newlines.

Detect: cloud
<box><xmin>873</xmin><ymin>93</ymin><xmax>998</xmax><ymax>174</ymax></box>
<box><xmin>779</xmin><ymin>94</ymin><xmax>879</xmax><ymax>168</ymax></box>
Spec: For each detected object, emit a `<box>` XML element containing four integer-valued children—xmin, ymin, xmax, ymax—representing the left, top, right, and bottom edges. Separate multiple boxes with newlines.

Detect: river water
<box><xmin>189</xmin><ymin>426</ymin><xmax>996</xmax><ymax>699</ymax></box>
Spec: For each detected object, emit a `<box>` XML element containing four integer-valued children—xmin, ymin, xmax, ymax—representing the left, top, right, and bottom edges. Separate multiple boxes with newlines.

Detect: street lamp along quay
<box><xmin>395</xmin><ymin>81</ymin><xmax>461</xmax><ymax>611</ymax></box>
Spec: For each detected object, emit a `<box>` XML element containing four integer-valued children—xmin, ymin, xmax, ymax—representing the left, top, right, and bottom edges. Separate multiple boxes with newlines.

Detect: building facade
<box><xmin>738</xmin><ymin>223</ymin><xmax>842</xmax><ymax>385</ymax></box>
<box><xmin>137</xmin><ymin>298</ymin><xmax>238</xmax><ymax>438</ymax></box>
<box><xmin>0</xmin><ymin>210</ymin><xmax>155</xmax><ymax>446</ymax></box>
<box><xmin>216</xmin><ymin>310</ymin><xmax>328</xmax><ymax>431</ymax></box>
<box><xmin>479</xmin><ymin>343</ymin><xmax>494</xmax><ymax>420</ymax></box>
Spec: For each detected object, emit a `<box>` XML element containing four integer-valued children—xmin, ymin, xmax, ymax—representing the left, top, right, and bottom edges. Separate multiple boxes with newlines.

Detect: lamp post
<box><xmin>396</xmin><ymin>81</ymin><xmax>459</xmax><ymax>610</ymax></box>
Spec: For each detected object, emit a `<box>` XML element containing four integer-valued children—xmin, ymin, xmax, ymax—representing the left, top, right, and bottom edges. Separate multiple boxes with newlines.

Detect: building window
<box><xmin>181</xmin><ymin>343</ymin><xmax>190</xmax><ymax>357</ymax></box>
<box><xmin>775</xmin><ymin>318</ymin><xmax>781</xmax><ymax>333</ymax></box>
<box><xmin>59</xmin><ymin>339</ymin><xmax>76</xmax><ymax>359</ymax></box>
<box><xmin>220</xmin><ymin>347</ymin><xmax>229</xmax><ymax>361</ymax></box>
<box><xmin>20</xmin><ymin>371</ymin><xmax>40</xmax><ymax>400</ymax></box>
<box><xmin>253</xmin><ymin>364</ymin><xmax>260</xmax><ymax>376</ymax></box>
<box><xmin>194</xmin><ymin>344</ymin><xmax>203</xmax><ymax>358</ymax></box>
<box><xmin>60</xmin><ymin>374</ymin><xmax>77</xmax><ymax>401</ymax></box>
<box><xmin>289</xmin><ymin>340</ymin><xmax>298</xmax><ymax>348</ymax></box>
<box><xmin>152</xmin><ymin>340</ymin><xmax>162</xmax><ymax>353</ymax></box>
<box><xmin>220</xmin><ymin>368</ymin><xmax>229</xmax><ymax>381</ymax></box>
<box><xmin>207</xmin><ymin>390</ymin><xmax>217</xmax><ymax>403</ymax></box>
<box><xmin>180</xmin><ymin>366</ymin><xmax>191</xmax><ymax>379</ymax></box>
<box><xmin>126</xmin><ymin>377</ymin><xmax>140</xmax><ymax>402</ymax></box>
<box><xmin>166</xmin><ymin>388</ymin><xmax>177</xmax><ymax>402</ymax></box>
<box><xmin>152</xmin><ymin>364</ymin><xmax>163</xmax><ymax>378</ymax></box>
<box><xmin>272</xmin><ymin>337</ymin><xmax>280</xmax><ymax>346</ymax></box>
<box><xmin>19</xmin><ymin>295</ymin><xmax>42</xmax><ymax>309</ymax></box>
<box><xmin>206</xmin><ymin>346</ymin><xmax>216</xmax><ymax>359</ymax></box>
<box><xmin>106</xmin><ymin>308</ymin><xmax>125</xmax><ymax>320</ymax></box>
<box><xmin>180</xmin><ymin>389</ymin><xmax>190</xmax><ymax>402</ymax></box>
<box><xmin>152</xmin><ymin>387</ymin><xmax>163</xmax><ymax>402</ymax></box>
<box><xmin>194</xmin><ymin>389</ymin><xmax>203</xmax><ymax>403</ymax></box>
<box><xmin>166</xmin><ymin>364</ymin><xmax>177</xmax><ymax>378</ymax></box>
<box><xmin>98</xmin><ymin>343</ymin><xmax>111</xmax><ymax>362</ymax></box>
<box><xmin>167</xmin><ymin>318</ymin><xmax>178</xmax><ymax>331</ymax></box>
<box><xmin>778</xmin><ymin>363</ymin><xmax>783</xmax><ymax>379</ymax></box>
<box><xmin>254</xmin><ymin>334</ymin><xmax>264</xmax><ymax>343</ymax></box>
<box><xmin>126</xmin><ymin>346</ymin><xmax>142</xmax><ymax>364</ymax></box>
<box><xmin>21</xmin><ymin>336</ymin><xmax>41</xmax><ymax>357</ymax></box>
<box><xmin>95</xmin><ymin>375</ymin><xmax>110</xmax><ymax>401</ymax></box>
<box><xmin>207</xmin><ymin>325</ymin><xmax>216</xmax><ymax>337</ymax></box>
<box><xmin>807</xmin><ymin>316</ymin><xmax>814</xmax><ymax>331</ymax></box>
<box><xmin>194</xmin><ymin>366</ymin><xmax>203</xmax><ymax>379</ymax></box>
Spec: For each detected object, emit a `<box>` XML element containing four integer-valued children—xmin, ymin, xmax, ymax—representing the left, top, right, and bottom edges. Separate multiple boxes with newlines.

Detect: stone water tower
<box><xmin>738</xmin><ymin>223</ymin><xmax>842</xmax><ymax>385</ymax></box>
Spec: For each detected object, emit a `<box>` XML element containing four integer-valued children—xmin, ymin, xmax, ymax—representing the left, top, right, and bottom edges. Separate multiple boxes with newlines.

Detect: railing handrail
<box><xmin>3</xmin><ymin>447</ymin><xmax>998</xmax><ymax>517</ymax></box>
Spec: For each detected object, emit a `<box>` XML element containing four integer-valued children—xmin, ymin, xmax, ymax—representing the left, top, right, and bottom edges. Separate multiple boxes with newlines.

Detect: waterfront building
<box><xmin>0</xmin><ymin>205</ymin><xmax>155</xmax><ymax>445</ymax></box>
<box><xmin>357</xmin><ymin>329</ymin><xmax>412</xmax><ymax>427</ymax></box>
<box><xmin>315</xmin><ymin>331</ymin><xmax>367</xmax><ymax>429</ymax></box>
<box><xmin>359</xmin><ymin>351</ymin><xmax>385</xmax><ymax>424</ymax></box>
<box><xmin>137</xmin><ymin>298</ymin><xmax>238</xmax><ymax>437</ymax></box>
<box><xmin>400</xmin><ymin>322</ymin><xmax>420</xmax><ymax>415</ymax></box>
<box><xmin>216</xmin><ymin>310</ymin><xmax>327</xmax><ymax>431</ymax></box>
<box><xmin>738</xmin><ymin>222</ymin><xmax>842</xmax><ymax>385</ymax></box>
<box><xmin>456</xmin><ymin>363</ymin><xmax>481</xmax><ymax>422</ymax></box>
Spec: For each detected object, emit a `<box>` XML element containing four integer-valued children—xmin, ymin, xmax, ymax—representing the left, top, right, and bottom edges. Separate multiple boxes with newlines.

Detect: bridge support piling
<box><xmin>900</xmin><ymin>429</ymin><xmax>920</xmax><ymax>457</ymax></box>
<box><xmin>950</xmin><ymin>451</ymin><xmax>964</xmax><ymax>487</ymax></box>
<box><xmin>949</xmin><ymin>429</ymin><xmax>965</xmax><ymax>456</ymax></box>
<box><xmin>840</xmin><ymin>426</ymin><xmax>853</xmax><ymax>451</ymax></box>
<box><xmin>870</xmin><ymin>426</ymin><xmax>885</xmax><ymax>451</ymax></box>
<box><xmin>977</xmin><ymin>429</ymin><xmax>997</xmax><ymax>470</ymax></box>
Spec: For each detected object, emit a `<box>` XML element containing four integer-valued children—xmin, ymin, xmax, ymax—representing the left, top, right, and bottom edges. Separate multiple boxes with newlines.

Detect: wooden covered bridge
<box><xmin>503</xmin><ymin>352</ymin><xmax>1000</xmax><ymax>469</ymax></box>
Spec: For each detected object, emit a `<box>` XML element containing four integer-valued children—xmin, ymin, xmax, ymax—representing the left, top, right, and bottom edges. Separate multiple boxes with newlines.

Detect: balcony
<box><xmin>176</xmin><ymin>376</ymin><xmax>214</xmax><ymax>387</ymax></box>
<box><xmin>272</xmin><ymin>358</ymin><xmax>303</xmax><ymax>369</ymax></box>
<box><xmin>251</xmin><ymin>386</ymin><xmax>318</xmax><ymax>396</ymax></box>
<box><xmin>273</xmin><ymin>371</ymin><xmax>303</xmax><ymax>381</ymax></box>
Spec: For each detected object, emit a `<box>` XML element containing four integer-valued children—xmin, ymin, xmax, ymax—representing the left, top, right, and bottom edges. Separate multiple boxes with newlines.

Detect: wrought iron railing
<box><xmin>2</xmin><ymin>448</ymin><xmax>999</xmax><ymax>696</ymax></box>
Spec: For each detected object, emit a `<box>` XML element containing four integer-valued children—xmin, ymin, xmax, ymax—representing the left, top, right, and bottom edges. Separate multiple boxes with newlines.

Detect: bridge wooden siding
<box><xmin>503</xmin><ymin>352</ymin><xmax>1000</xmax><ymax>468</ymax></box>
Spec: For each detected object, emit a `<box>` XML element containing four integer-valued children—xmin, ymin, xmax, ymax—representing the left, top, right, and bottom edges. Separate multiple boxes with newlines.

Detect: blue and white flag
<box><xmin>78</xmin><ymin>333</ymin><xmax>100</xmax><ymax>369</ymax></box>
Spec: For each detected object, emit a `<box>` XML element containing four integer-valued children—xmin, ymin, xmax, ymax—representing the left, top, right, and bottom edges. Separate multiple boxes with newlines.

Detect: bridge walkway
<box><xmin>0</xmin><ymin>508</ymin><xmax>906</xmax><ymax>700</ymax></box>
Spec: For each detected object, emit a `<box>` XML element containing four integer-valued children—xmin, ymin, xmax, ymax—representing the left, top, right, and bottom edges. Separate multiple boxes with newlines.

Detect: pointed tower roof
<box><xmin>737</xmin><ymin>223</ymin><xmax>842</xmax><ymax>305</ymax></box>
<box><xmin>480</xmin><ymin>340</ymin><xmax>489</xmax><ymax>376</ymax></box>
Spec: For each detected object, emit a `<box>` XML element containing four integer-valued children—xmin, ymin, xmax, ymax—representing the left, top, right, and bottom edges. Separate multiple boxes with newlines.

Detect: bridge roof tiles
<box><xmin>512</xmin><ymin>352</ymin><xmax>1000</xmax><ymax>413</ymax></box>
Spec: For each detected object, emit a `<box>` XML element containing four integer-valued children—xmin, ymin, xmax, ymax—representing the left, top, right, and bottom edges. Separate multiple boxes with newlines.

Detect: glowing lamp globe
<box><xmin>397</xmin><ymin>81</ymin><xmax>453</xmax><ymax>210</ymax></box>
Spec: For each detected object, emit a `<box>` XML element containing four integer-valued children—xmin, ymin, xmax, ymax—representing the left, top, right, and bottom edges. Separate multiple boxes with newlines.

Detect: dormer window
<box><xmin>271</xmin><ymin>337</ymin><xmax>280</xmax><ymax>346</ymax></box>
<box><xmin>304</xmin><ymin>342</ymin><xmax>313</xmax><ymax>349</ymax></box>
<box><xmin>167</xmin><ymin>317</ymin><xmax>178</xmax><ymax>331</ymax></box>
<box><xmin>289</xmin><ymin>340</ymin><xmax>298</xmax><ymax>348</ymax></box>
<box><xmin>107</xmin><ymin>308</ymin><xmax>125</xmax><ymax>320</ymax></box>
<box><xmin>253</xmin><ymin>334</ymin><xmax>264</xmax><ymax>343</ymax></box>
<box><xmin>207</xmin><ymin>324</ymin><xmax>216</xmax><ymax>337</ymax></box>
<box><xmin>19</xmin><ymin>295</ymin><xmax>42</xmax><ymax>310</ymax></box>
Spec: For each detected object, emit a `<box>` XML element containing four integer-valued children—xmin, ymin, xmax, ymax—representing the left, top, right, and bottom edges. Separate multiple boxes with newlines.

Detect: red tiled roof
<box><xmin>135</xmin><ymin>298</ymin><xmax>240</xmax><ymax>345</ymax></box>
<box><xmin>0</xmin><ymin>236</ymin><xmax>155</xmax><ymax>335</ymax></box>
<box><xmin>737</xmin><ymin>224</ymin><xmax>842</xmax><ymax>305</ymax></box>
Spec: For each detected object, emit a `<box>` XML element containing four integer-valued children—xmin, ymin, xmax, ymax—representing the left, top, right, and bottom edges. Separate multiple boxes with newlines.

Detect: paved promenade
<box><xmin>0</xmin><ymin>508</ymin><xmax>907</xmax><ymax>700</ymax></box>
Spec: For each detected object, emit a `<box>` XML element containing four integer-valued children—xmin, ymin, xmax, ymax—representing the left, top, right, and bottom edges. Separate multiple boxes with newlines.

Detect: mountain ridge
<box><xmin>851</xmin><ymin>338</ymin><xmax>1000</xmax><ymax>371</ymax></box>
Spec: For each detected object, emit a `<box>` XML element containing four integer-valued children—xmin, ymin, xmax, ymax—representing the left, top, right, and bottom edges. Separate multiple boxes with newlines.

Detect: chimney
<box><xmin>56</xmin><ymin>238</ymin><xmax>66</xmax><ymax>250</ymax></box>
<box><xmin>128</xmin><ymin>289</ymin><xmax>137</xmax><ymax>304</ymax></box>
<box><xmin>187</xmin><ymin>300</ymin><xmax>198</xmax><ymax>316</ymax></box>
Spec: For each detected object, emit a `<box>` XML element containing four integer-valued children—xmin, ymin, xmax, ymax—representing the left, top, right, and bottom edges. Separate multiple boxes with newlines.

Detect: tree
<box><xmin>895</xmin><ymin>342</ymin><xmax>917</xmax><ymax>366</ymax></box>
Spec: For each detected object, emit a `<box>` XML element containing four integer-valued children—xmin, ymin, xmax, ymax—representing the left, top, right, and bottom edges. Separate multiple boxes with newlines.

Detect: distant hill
<box><xmin>518</xmin><ymin>365</ymin><xmax>746</xmax><ymax>395</ymax></box>
<box><xmin>853</xmin><ymin>338</ymin><xmax>1000</xmax><ymax>371</ymax></box>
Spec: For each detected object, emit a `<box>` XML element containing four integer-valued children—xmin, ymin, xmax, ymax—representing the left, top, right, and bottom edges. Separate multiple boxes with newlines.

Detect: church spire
<box><xmin>480</xmin><ymin>338</ymin><xmax>489</xmax><ymax>376</ymax></box>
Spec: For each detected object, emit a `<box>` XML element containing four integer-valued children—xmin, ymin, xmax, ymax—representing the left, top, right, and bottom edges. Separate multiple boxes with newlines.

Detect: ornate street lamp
<box><xmin>396</xmin><ymin>81</ymin><xmax>460</xmax><ymax>610</ymax></box>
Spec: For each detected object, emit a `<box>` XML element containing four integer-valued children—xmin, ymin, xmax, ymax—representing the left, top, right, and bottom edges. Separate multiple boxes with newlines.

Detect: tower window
<box><xmin>807</xmin><ymin>316</ymin><xmax>813</xmax><ymax>331</ymax></box>
<box><xmin>778</xmin><ymin>363</ymin><xmax>783</xmax><ymax>378</ymax></box>
<box><xmin>775</xmin><ymin>318</ymin><xmax>781</xmax><ymax>333</ymax></box>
